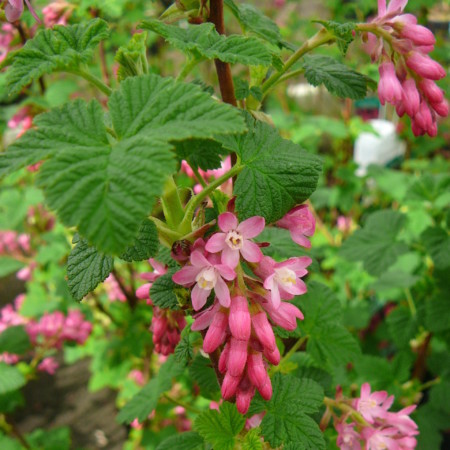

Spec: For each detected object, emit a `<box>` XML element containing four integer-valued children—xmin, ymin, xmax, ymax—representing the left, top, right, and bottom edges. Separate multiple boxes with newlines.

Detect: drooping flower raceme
<box><xmin>362</xmin><ymin>0</ymin><xmax>448</xmax><ymax>136</ymax></box>
<box><xmin>276</xmin><ymin>204</ymin><xmax>315</xmax><ymax>248</ymax></box>
<box><xmin>172</xmin><ymin>207</ymin><xmax>313</xmax><ymax>413</ymax></box>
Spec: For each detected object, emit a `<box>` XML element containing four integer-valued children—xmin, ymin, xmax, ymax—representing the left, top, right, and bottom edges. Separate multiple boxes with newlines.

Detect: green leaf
<box><xmin>119</xmin><ymin>219</ymin><xmax>159</xmax><ymax>262</ymax></box>
<box><xmin>117</xmin><ymin>355</ymin><xmax>184</xmax><ymax>424</ymax></box>
<box><xmin>0</xmin><ymin>363</ymin><xmax>26</xmax><ymax>395</ymax></box>
<box><xmin>315</xmin><ymin>20</ymin><xmax>355</xmax><ymax>55</ymax></box>
<box><xmin>426</xmin><ymin>294</ymin><xmax>450</xmax><ymax>333</ymax></box>
<box><xmin>234</xmin><ymin>77</ymin><xmax>250</xmax><ymax>101</ymax></box>
<box><xmin>251</xmin><ymin>373</ymin><xmax>325</xmax><ymax>449</ymax></box>
<box><xmin>0</xmin><ymin>257</ymin><xmax>24</xmax><ymax>278</ymax></box>
<box><xmin>189</xmin><ymin>354</ymin><xmax>221</xmax><ymax>399</ymax></box>
<box><xmin>0</xmin><ymin>326</ymin><xmax>31</xmax><ymax>355</ymax></box>
<box><xmin>5</xmin><ymin>19</ymin><xmax>109</xmax><ymax>95</ymax></box>
<box><xmin>242</xmin><ymin>428</ymin><xmax>263</xmax><ymax>450</ymax></box>
<box><xmin>340</xmin><ymin>210</ymin><xmax>408</xmax><ymax>276</ymax></box>
<box><xmin>354</xmin><ymin>356</ymin><xmax>394</xmax><ymax>390</ymax></box>
<box><xmin>150</xmin><ymin>270</ymin><xmax>179</xmax><ymax>310</ymax></box>
<box><xmin>221</xmin><ymin>116</ymin><xmax>322</xmax><ymax>223</ymax></box>
<box><xmin>2</xmin><ymin>74</ymin><xmax>246</xmax><ymax>254</ymax></box>
<box><xmin>67</xmin><ymin>234</ymin><xmax>114</xmax><ymax>301</ymax></box>
<box><xmin>386</xmin><ymin>306</ymin><xmax>418</xmax><ymax>348</ymax></box>
<box><xmin>224</xmin><ymin>0</ymin><xmax>292</xmax><ymax>50</ymax></box>
<box><xmin>429</xmin><ymin>381</ymin><xmax>450</xmax><ymax>415</ymax></box>
<box><xmin>174</xmin><ymin>326</ymin><xmax>195</xmax><ymax>366</ymax></box>
<box><xmin>26</xmin><ymin>427</ymin><xmax>71</xmax><ymax>450</ymax></box>
<box><xmin>421</xmin><ymin>226</ymin><xmax>450</xmax><ymax>270</ymax></box>
<box><xmin>0</xmin><ymin>433</ymin><xmax>23</xmax><ymax>450</ymax></box>
<box><xmin>156</xmin><ymin>432</ymin><xmax>204</xmax><ymax>450</ymax></box>
<box><xmin>195</xmin><ymin>402</ymin><xmax>245</xmax><ymax>450</ymax></box>
<box><xmin>174</xmin><ymin>139</ymin><xmax>228</xmax><ymax>171</ymax></box>
<box><xmin>140</xmin><ymin>19</ymin><xmax>272</xmax><ymax>67</ymax></box>
<box><xmin>371</xmin><ymin>270</ymin><xmax>419</xmax><ymax>292</ymax></box>
<box><xmin>115</xmin><ymin>31</ymin><xmax>149</xmax><ymax>82</ymax></box>
<box><xmin>302</xmin><ymin>55</ymin><xmax>372</xmax><ymax>100</ymax></box>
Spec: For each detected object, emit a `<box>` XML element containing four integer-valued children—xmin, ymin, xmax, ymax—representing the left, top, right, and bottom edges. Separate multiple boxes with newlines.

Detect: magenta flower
<box><xmin>336</xmin><ymin>422</ymin><xmax>362</xmax><ymax>450</ymax></box>
<box><xmin>276</xmin><ymin>204</ymin><xmax>315</xmax><ymax>248</ymax></box>
<box><xmin>228</xmin><ymin>295</ymin><xmax>251</xmax><ymax>341</ymax></box>
<box><xmin>262</xmin><ymin>256</ymin><xmax>311</xmax><ymax>309</ymax></box>
<box><xmin>37</xmin><ymin>357</ymin><xmax>59</xmax><ymax>375</ymax></box>
<box><xmin>172</xmin><ymin>250</ymin><xmax>236</xmax><ymax>310</ymax></box>
<box><xmin>136</xmin><ymin>259</ymin><xmax>168</xmax><ymax>302</ymax></box>
<box><xmin>378</xmin><ymin>62</ymin><xmax>403</xmax><ymax>106</ymax></box>
<box><xmin>405</xmin><ymin>52</ymin><xmax>446</xmax><ymax>80</ymax></box>
<box><xmin>355</xmin><ymin>383</ymin><xmax>394</xmax><ymax>423</ymax></box>
<box><xmin>205</xmin><ymin>212</ymin><xmax>265</xmax><ymax>268</ymax></box>
<box><xmin>263</xmin><ymin>299</ymin><xmax>304</xmax><ymax>331</ymax></box>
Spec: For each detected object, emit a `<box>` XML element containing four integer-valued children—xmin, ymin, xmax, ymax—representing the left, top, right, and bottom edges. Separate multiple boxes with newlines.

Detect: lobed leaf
<box><xmin>156</xmin><ymin>432</ymin><xmax>204</xmax><ymax>450</ymax></box>
<box><xmin>119</xmin><ymin>219</ymin><xmax>159</xmax><ymax>262</ymax></box>
<box><xmin>0</xmin><ymin>363</ymin><xmax>26</xmax><ymax>395</ymax></box>
<box><xmin>302</xmin><ymin>55</ymin><xmax>374</xmax><ymax>100</ymax></box>
<box><xmin>150</xmin><ymin>270</ymin><xmax>179</xmax><ymax>310</ymax></box>
<box><xmin>5</xmin><ymin>19</ymin><xmax>109</xmax><ymax>95</ymax></box>
<box><xmin>140</xmin><ymin>19</ymin><xmax>272</xmax><ymax>67</ymax></box>
<box><xmin>0</xmin><ymin>326</ymin><xmax>31</xmax><ymax>355</ymax></box>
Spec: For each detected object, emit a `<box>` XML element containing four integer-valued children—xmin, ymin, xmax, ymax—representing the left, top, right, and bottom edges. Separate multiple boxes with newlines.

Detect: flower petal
<box><xmin>237</xmin><ymin>216</ymin><xmax>265</xmax><ymax>239</ymax></box>
<box><xmin>190</xmin><ymin>250</ymin><xmax>210</xmax><ymax>268</ymax></box>
<box><xmin>216</xmin><ymin>264</ymin><xmax>236</xmax><ymax>281</ymax></box>
<box><xmin>222</xmin><ymin>245</ymin><xmax>240</xmax><ymax>269</ymax></box>
<box><xmin>214</xmin><ymin>276</ymin><xmax>231</xmax><ymax>307</ymax></box>
<box><xmin>218</xmin><ymin>212</ymin><xmax>238</xmax><ymax>232</ymax></box>
<box><xmin>240</xmin><ymin>240</ymin><xmax>263</xmax><ymax>263</ymax></box>
<box><xmin>172</xmin><ymin>266</ymin><xmax>200</xmax><ymax>286</ymax></box>
<box><xmin>387</xmin><ymin>0</ymin><xmax>407</xmax><ymax>14</ymax></box>
<box><xmin>192</xmin><ymin>301</ymin><xmax>220</xmax><ymax>331</ymax></box>
<box><xmin>205</xmin><ymin>233</ymin><xmax>226</xmax><ymax>253</ymax></box>
<box><xmin>191</xmin><ymin>284</ymin><xmax>210</xmax><ymax>310</ymax></box>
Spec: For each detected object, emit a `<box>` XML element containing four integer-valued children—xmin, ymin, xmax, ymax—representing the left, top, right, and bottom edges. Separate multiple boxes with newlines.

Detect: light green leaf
<box><xmin>26</xmin><ymin>427</ymin><xmax>71</xmax><ymax>450</ymax></box>
<box><xmin>371</xmin><ymin>270</ymin><xmax>419</xmax><ymax>292</ymax></box>
<box><xmin>0</xmin><ymin>257</ymin><xmax>24</xmax><ymax>278</ymax></box>
<box><xmin>340</xmin><ymin>210</ymin><xmax>408</xmax><ymax>276</ymax></box>
<box><xmin>251</xmin><ymin>373</ymin><xmax>325</xmax><ymax>449</ymax></box>
<box><xmin>0</xmin><ymin>326</ymin><xmax>31</xmax><ymax>355</ymax></box>
<box><xmin>156</xmin><ymin>432</ymin><xmax>204</xmax><ymax>450</ymax></box>
<box><xmin>2</xmin><ymin>75</ymin><xmax>246</xmax><ymax>254</ymax></box>
<box><xmin>242</xmin><ymin>428</ymin><xmax>263</xmax><ymax>450</ymax></box>
<box><xmin>67</xmin><ymin>234</ymin><xmax>114</xmax><ymax>301</ymax></box>
<box><xmin>386</xmin><ymin>306</ymin><xmax>418</xmax><ymax>348</ymax></box>
<box><xmin>221</xmin><ymin>116</ymin><xmax>322</xmax><ymax>223</ymax></box>
<box><xmin>115</xmin><ymin>31</ymin><xmax>148</xmax><ymax>82</ymax></box>
<box><xmin>302</xmin><ymin>55</ymin><xmax>373</xmax><ymax>100</ymax></box>
<box><xmin>119</xmin><ymin>219</ymin><xmax>159</xmax><ymax>262</ymax></box>
<box><xmin>315</xmin><ymin>20</ymin><xmax>356</xmax><ymax>55</ymax></box>
<box><xmin>117</xmin><ymin>355</ymin><xmax>184</xmax><ymax>424</ymax></box>
<box><xmin>140</xmin><ymin>19</ymin><xmax>272</xmax><ymax>67</ymax></box>
<box><xmin>0</xmin><ymin>363</ymin><xmax>26</xmax><ymax>395</ymax></box>
<box><xmin>4</xmin><ymin>19</ymin><xmax>109</xmax><ymax>95</ymax></box>
<box><xmin>195</xmin><ymin>402</ymin><xmax>245</xmax><ymax>450</ymax></box>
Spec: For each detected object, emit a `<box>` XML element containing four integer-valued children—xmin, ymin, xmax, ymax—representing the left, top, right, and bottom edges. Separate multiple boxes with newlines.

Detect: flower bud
<box><xmin>419</xmin><ymin>79</ymin><xmax>444</xmax><ymax>104</ymax></box>
<box><xmin>252</xmin><ymin>311</ymin><xmax>276</xmax><ymax>352</ymax></box>
<box><xmin>399</xmin><ymin>24</ymin><xmax>435</xmax><ymax>47</ymax></box>
<box><xmin>227</xmin><ymin>338</ymin><xmax>248</xmax><ymax>377</ymax></box>
<box><xmin>203</xmin><ymin>309</ymin><xmax>228</xmax><ymax>353</ymax></box>
<box><xmin>221</xmin><ymin>372</ymin><xmax>241</xmax><ymax>399</ymax></box>
<box><xmin>431</xmin><ymin>99</ymin><xmax>449</xmax><ymax>118</ymax></box>
<box><xmin>401</xmin><ymin>79</ymin><xmax>420</xmax><ymax>117</ymax></box>
<box><xmin>236</xmin><ymin>376</ymin><xmax>255</xmax><ymax>414</ymax></box>
<box><xmin>264</xmin><ymin>344</ymin><xmax>280</xmax><ymax>365</ymax></box>
<box><xmin>218</xmin><ymin>342</ymin><xmax>229</xmax><ymax>374</ymax></box>
<box><xmin>247</xmin><ymin>352</ymin><xmax>267</xmax><ymax>390</ymax></box>
<box><xmin>406</xmin><ymin>52</ymin><xmax>446</xmax><ymax>80</ymax></box>
<box><xmin>378</xmin><ymin>62</ymin><xmax>403</xmax><ymax>105</ymax></box>
<box><xmin>229</xmin><ymin>296</ymin><xmax>251</xmax><ymax>341</ymax></box>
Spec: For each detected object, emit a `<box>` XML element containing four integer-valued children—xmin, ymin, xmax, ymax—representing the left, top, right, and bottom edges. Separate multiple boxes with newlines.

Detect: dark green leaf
<box><xmin>315</xmin><ymin>21</ymin><xmax>355</xmax><ymax>55</ymax></box>
<box><xmin>174</xmin><ymin>326</ymin><xmax>195</xmax><ymax>366</ymax></box>
<box><xmin>0</xmin><ymin>326</ymin><xmax>31</xmax><ymax>355</ymax></box>
<box><xmin>302</xmin><ymin>55</ymin><xmax>372</xmax><ymax>100</ymax></box>
<box><xmin>340</xmin><ymin>210</ymin><xmax>408</xmax><ymax>276</ymax></box>
<box><xmin>119</xmin><ymin>219</ymin><xmax>159</xmax><ymax>262</ymax></box>
<box><xmin>26</xmin><ymin>427</ymin><xmax>71</xmax><ymax>450</ymax></box>
<box><xmin>195</xmin><ymin>402</ymin><xmax>245</xmax><ymax>450</ymax></box>
<box><xmin>371</xmin><ymin>270</ymin><xmax>419</xmax><ymax>292</ymax></box>
<box><xmin>189</xmin><ymin>354</ymin><xmax>220</xmax><ymax>399</ymax></box>
<box><xmin>67</xmin><ymin>234</ymin><xmax>114</xmax><ymax>301</ymax></box>
<box><xmin>421</xmin><ymin>226</ymin><xmax>450</xmax><ymax>270</ymax></box>
<box><xmin>221</xmin><ymin>116</ymin><xmax>322</xmax><ymax>223</ymax></box>
<box><xmin>0</xmin><ymin>257</ymin><xmax>24</xmax><ymax>278</ymax></box>
<box><xmin>174</xmin><ymin>139</ymin><xmax>228</xmax><ymax>171</ymax></box>
<box><xmin>150</xmin><ymin>270</ymin><xmax>179</xmax><ymax>310</ymax></box>
<box><xmin>426</xmin><ymin>294</ymin><xmax>450</xmax><ymax>333</ymax></box>
<box><xmin>5</xmin><ymin>19</ymin><xmax>109</xmax><ymax>95</ymax></box>
<box><xmin>140</xmin><ymin>19</ymin><xmax>272</xmax><ymax>67</ymax></box>
<box><xmin>386</xmin><ymin>306</ymin><xmax>418</xmax><ymax>348</ymax></box>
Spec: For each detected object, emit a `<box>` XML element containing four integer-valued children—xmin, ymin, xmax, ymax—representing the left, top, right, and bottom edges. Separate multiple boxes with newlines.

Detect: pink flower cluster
<box><xmin>172</xmin><ymin>206</ymin><xmax>315</xmax><ymax>413</ymax></box>
<box><xmin>0</xmin><ymin>230</ymin><xmax>30</xmax><ymax>255</ymax></box>
<box><xmin>335</xmin><ymin>383</ymin><xmax>418</xmax><ymax>450</ymax></box>
<box><xmin>0</xmin><ymin>23</ymin><xmax>15</xmax><ymax>63</ymax></box>
<box><xmin>363</xmin><ymin>0</ymin><xmax>448</xmax><ymax>136</ymax></box>
<box><xmin>0</xmin><ymin>298</ymin><xmax>92</xmax><ymax>374</ymax></box>
<box><xmin>136</xmin><ymin>259</ymin><xmax>186</xmax><ymax>355</ymax></box>
<box><xmin>42</xmin><ymin>1</ymin><xmax>72</xmax><ymax>28</ymax></box>
<box><xmin>3</xmin><ymin>0</ymin><xmax>40</xmax><ymax>22</ymax></box>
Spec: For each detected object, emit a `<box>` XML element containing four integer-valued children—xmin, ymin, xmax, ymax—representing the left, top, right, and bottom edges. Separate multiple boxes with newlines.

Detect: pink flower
<box><xmin>136</xmin><ymin>259</ymin><xmax>168</xmax><ymax>303</ymax></box>
<box><xmin>276</xmin><ymin>204</ymin><xmax>315</xmax><ymax>248</ymax></box>
<box><xmin>263</xmin><ymin>299</ymin><xmax>304</xmax><ymax>331</ymax></box>
<box><xmin>62</xmin><ymin>310</ymin><xmax>92</xmax><ymax>344</ymax></box>
<box><xmin>38</xmin><ymin>357</ymin><xmax>59</xmax><ymax>375</ymax></box>
<box><xmin>228</xmin><ymin>296</ymin><xmax>251</xmax><ymax>341</ymax></box>
<box><xmin>4</xmin><ymin>0</ymin><xmax>40</xmax><ymax>23</ymax></box>
<box><xmin>405</xmin><ymin>52</ymin><xmax>446</xmax><ymax>80</ymax></box>
<box><xmin>151</xmin><ymin>307</ymin><xmax>186</xmax><ymax>355</ymax></box>
<box><xmin>262</xmin><ymin>256</ymin><xmax>311</xmax><ymax>309</ymax></box>
<box><xmin>172</xmin><ymin>250</ymin><xmax>236</xmax><ymax>310</ymax></box>
<box><xmin>205</xmin><ymin>212</ymin><xmax>265</xmax><ymax>268</ymax></box>
<box><xmin>128</xmin><ymin>369</ymin><xmax>145</xmax><ymax>386</ymax></box>
<box><xmin>336</xmin><ymin>422</ymin><xmax>362</xmax><ymax>450</ymax></box>
<box><xmin>0</xmin><ymin>23</ymin><xmax>15</xmax><ymax>63</ymax></box>
<box><xmin>355</xmin><ymin>383</ymin><xmax>393</xmax><ymax>423</ymax></box>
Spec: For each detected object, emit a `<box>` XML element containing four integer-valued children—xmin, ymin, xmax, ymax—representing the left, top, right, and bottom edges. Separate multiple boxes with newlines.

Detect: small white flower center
<box><xmin>196</xmin><ymin>267</ymin><xmax>217</xmax><ymax>290</ymax></box>
<box><xmin>274</xmin><ymin>267</ymin><xmax>297</xmax><ymax>287</ymax></box>
<box><xmin>225</xmin><ymin>230</ymin><xmax>243</xmax><ymax>250</ymax></box>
